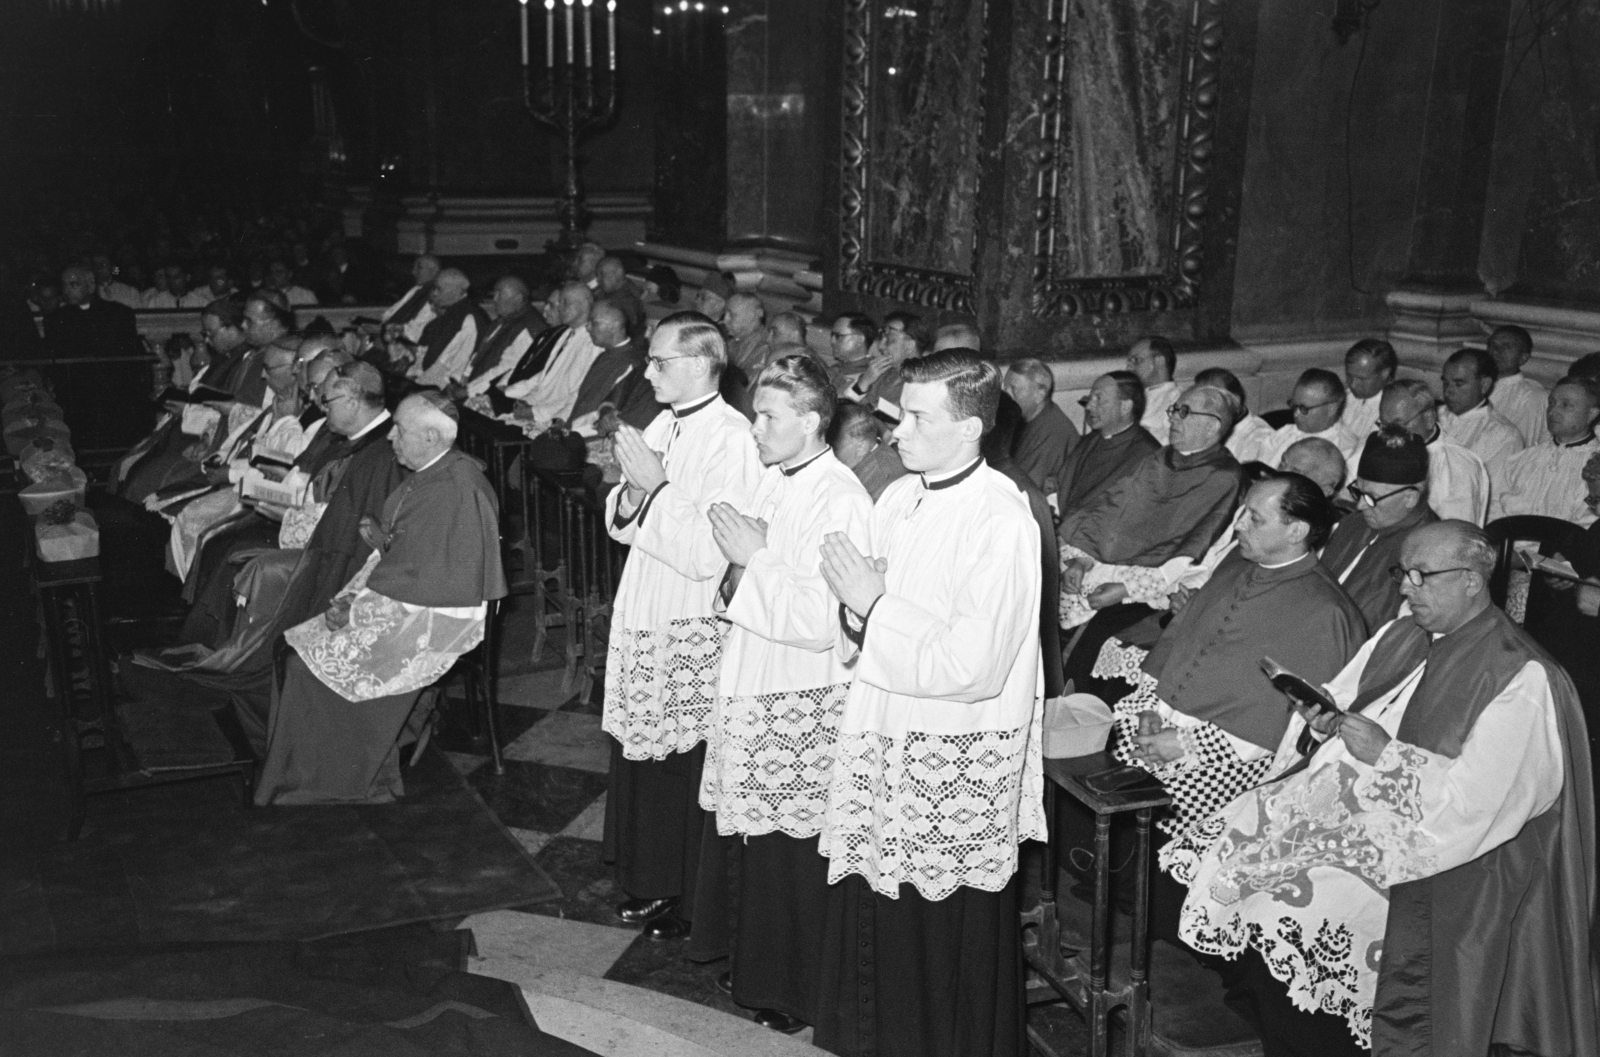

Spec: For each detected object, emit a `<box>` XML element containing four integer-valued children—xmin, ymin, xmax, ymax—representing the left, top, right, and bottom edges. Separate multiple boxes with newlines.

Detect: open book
<box><xmin>1261</xmin><ymin>656</ymin><xmax>1339</xmax><ymax>756</ymax></box>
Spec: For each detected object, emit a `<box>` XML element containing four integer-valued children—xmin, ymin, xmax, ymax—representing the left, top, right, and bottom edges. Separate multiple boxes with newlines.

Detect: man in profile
<box><xmin>1341</xmin><ymin>338</ymin><xmax>1397</xmax><ymax>441</ymax></box>
<box><xmin>458</xmin><ymin>276</ymin><xmax>546</xmax><ymax>395</ymax></box>
<box><xmin>1439</xmin><ymin>346</ymin><xmax>1526</xmax><ymax>471</ymax></box>
<box><xmin>829</xmin><ymin>401</ymin><xmax>906</xmax><ymax>502</ymax></box>
<box><xmin>1003</xmin><ymin>358</ymin><xmax>1078</xmax><ymax>494</ymax></box>
<box><xmin>1055</xmin><ymin>371</ymin><xmax>1160</xmax><ymax>517</ymax></box>
<box><xmin>382</xmin><ymin>254</ymin><xmax>441</xmax><ymax>344</ymax></box>
<box><xmin>1380</xmin><ymin>378</ymin><xmax>1489</xmax><ymax>524</ymax></box>
<box><xmin>1128</xmin><ymin>336</ymin><xmax>1181</xmax><ymax>445</ymax></box>
<box><xmin>1487</xmin><ymin>324</ymin><xmax>1550</xmax><ymax>446</ymax></box>
<box><xmin>408</xmin><ymin>269</ymin><xmax>485</xmax><ymax>387</ymax></box>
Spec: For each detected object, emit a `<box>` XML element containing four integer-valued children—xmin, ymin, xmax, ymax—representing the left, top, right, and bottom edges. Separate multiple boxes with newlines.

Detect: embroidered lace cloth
<box><xmin>1091</xmin><ymin>637</ymin><xmax>1151</xmax><ymax>685</ymax></box>
<box><xmin>820</xmin><ymin>713</ymin><xmax>1046</xmax><ymax>901</ymax></box>
<box><xmin>700</xmin><ymin>682</ymin><xmax>849</xmax><ymax>838</ymax></box>
<box><xmin>285</xmin><ymin>552</ymin><xmax>487</xmax><ymax>702</ymax></box>
<box><xmin>278</xmin><ymin>500</ymin><xmax>326</xmax><ymax>549</ymax></box>
<box><xmin>1161</xmin><ymin>739</ymin><xmax>1439</xmax><ymax>1048</ymax></box>
<box><xmin>602</xmin><ymin>616</ymin><xmax>725</xmax><ymax>760</ymax></box>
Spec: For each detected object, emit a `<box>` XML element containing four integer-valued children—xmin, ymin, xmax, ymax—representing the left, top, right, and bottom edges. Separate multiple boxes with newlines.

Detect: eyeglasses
<box><xmin>1348</xmin><ymin>483</ymin><xmax>1418</xmax><ymax>507</ymax></box>
<box><xmin>646</xmin><ymin>355</ymin><xmax>691</xmax><ymax>370</ymax></box>
<box><xmin>1289</xmin><ymin>400</ymin><xmax>1339</xmax><ymax>416</ymax></box>
<box><xmin>1388</xmin><ymin>565</ymin><xmax>1473</xmax><ymax>587</ymax></box>
<box><xmin>1166</xmin><ymin>405</ymin><xmax>1221</xmax><ymax>422</ymax></box>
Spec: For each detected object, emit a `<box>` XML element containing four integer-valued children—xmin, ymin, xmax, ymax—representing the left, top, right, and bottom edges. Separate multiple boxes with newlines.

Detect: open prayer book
<box><xmin>1261</xmin><ymin>656</ymin><xmax>1339</xmax><ymax>756</ymax></box>
<box><xmin>239</xmin><ymin>457</ymin><xmax>309</xmax><ymax>508</ymax></box>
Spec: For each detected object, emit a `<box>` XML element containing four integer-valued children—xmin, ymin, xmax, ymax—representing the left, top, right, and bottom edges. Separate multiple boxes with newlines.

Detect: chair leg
<box><xmin>481</xmin><ymin>610</ymin><xmax>504</xmax><ymax>775</ymax></box>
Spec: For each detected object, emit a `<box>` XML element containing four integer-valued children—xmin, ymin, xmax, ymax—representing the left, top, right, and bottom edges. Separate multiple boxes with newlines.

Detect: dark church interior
<box><xmin>1</xmin><ymin>0</ymin><xmax>1597</xmax><ymax>1055</ymax></box>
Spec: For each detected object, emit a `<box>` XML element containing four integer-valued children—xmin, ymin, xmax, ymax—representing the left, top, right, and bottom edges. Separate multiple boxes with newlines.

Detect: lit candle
<box><xmin>607</xmin><ymin>0</ymin><xmax>616</xmax><ymax>70</ymax></box>
<box><xmin>519</xmin><ymin>0</ymin><xmax>529</xmax><ymax>66</ymax></box>
<box><xmin>582</xmin><ymin>0</ymin><xmax>593</xmax><ymax>69</ymax></box>
<box><xmin>564</xmin><ymin>0</ymin><xmax>574</xmax><ymax>64</ymax></box>
<box><xmin>545</xmin><ymin>0</ymin><xmax>555</xmax><ymax>66</ymax></box>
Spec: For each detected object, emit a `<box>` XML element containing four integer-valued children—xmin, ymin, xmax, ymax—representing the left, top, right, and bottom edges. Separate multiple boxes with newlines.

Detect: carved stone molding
<box><xmin>1031</xmin><ymin>0</ymin><xmax>1224</xmax><ymax>319</ymax></box>
<box><xmin>836</xmin><ymin>0</ymin><xmax>986</xmax><ymax>313</ymax></box>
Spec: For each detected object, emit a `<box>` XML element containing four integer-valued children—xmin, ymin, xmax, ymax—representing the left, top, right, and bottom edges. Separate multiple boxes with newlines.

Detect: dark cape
<box><xmin>1054</xmin><ymin>423</ymin><xmax>1161</xmax><ymax>516</ymax></box>
<box><xmin>466</xmin><ymin>307</ymin><xmax>546</xmax><ymax>384</ymax></box>
<box><xmin>501</xmin><ymin>325</ymin><xmax>570</xmax><ymax>389</ymax></box>
<box><xmin>114</xmin><ymin>356</ymin><xmax>258</xmax><ymax>503</ymax></box>
<box><xmin>1319</xmin><ymin>504</ymin><xmax>1438</xmax><ymax>634</ymax></box>
<box><xmin>386</xmin><ymin>284</ymin><xmax>433</xmax><ymax>329</ymax></box>
<box><xmin>1012</xmin><ymin>401</ymin><xmax>1079</xmax><ymax>493</ymax></box>
<box><xmin>1350</xmin><ymin>608</ymin><xmax>1597</xmax><ymax>1057</ymax></box>
<box><xmin>416</xmin><ymin>299</ymin><xmax>487</xmax><ymax>375</ymax></box>
<box><xmin>568</xmin><ymin>338</ymin><xmax>664</xmax><ymax>429</ymax></box>
<box><xmin>254</xmin><ymin>447</ymin><xmax>505</xmax><ymax>806</ymax></box>
<box><xmin>1059</xmin><ymin>443</ymin><xmax>1245</xmax><ymax>566</ymax></box>
<box><xmin>991</xmin><ymin>455</ymin><xmax>1064</xmax><ymax>699</ymax></box>
<box><xmin>1141</xmin><ymin>550</ymin><xmax>1366</xmax><ymax>750</ymax></box>
<box><xmin>42</xmin><ymin>297</ymin><xmax>140</xmax><ymax>359</ymax></box>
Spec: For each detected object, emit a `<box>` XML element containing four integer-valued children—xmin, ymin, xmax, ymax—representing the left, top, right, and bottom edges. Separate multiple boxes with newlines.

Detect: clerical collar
<box><xmin>1099</xmin><ymin>422</ymin><xmax>1135</xmax><ymax>440</ymax></box>
<box><xmin>1425</xmin><ymin>426</ymin><xmax>1443</xmax><ymax>446</ymax></box>
<box><xmin>781</xmin><ymin>447</ymin><xmax>828</xmax><ymax>477</ymax></box>
<box><xmin>1559</xmin><ymin>433</ymin><xmax>1596</xmax><ymax>448</ymax></box>
<box><xmin>411</xmin><ymin>448</ymin><xmax>449</xmax><ymax>474</ymax></box>
<box><xmin>672</xmin><ymin>393</ymin><xmax>718</xmax><ymax>418</ymax></box>
<box><xmin>922</xmin><ymin>457</ymin><xmax>982</xmax><ymax>491</ymax></box>
<box><xmin>347</xmin><ymin>408</ymin><xmax>391</xmax><ymax>442</ymax></box>
<box><xmin>1258</xmin><ymin>552</ymin><xmax>1311</xmax><ymax>571</ymax></box>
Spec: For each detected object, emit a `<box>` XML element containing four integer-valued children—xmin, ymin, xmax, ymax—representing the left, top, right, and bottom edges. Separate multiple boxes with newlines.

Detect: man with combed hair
<box><xmin>254</xmin><ymin>391</ymin><xmax>506</xmax><ymax>806</ymax></box>
<box><xmin>381</xmin><ymin>254</ymin><xmax>440</xmax><ymax>343</ymax></box>
<box><xmin>1489</xmin><ymin>374</ymin><xmax>1600</xmax><ymax>525</ymax></box>
<box><xmin>829</xmin><ymin>401</ymin><xmax>907</xmax><ymax>501</ymax></box>
<box><xmin>1128</xmin><ymin>336</ymin><xmax>1181</xmax><ymax>444</ymax></box>
<box><xmin>689</xmin><ymin>355</ymin><xmax>872</xmax><ymax>1035</ymax></box>
<box><xmin>1488</xmin><ymin>324</ymin><xmax>1550</xmax><ymax>446</ymax></box>
<box><xmin>500</xmin><ymin>281</ymin><xmax>602</xmax><ymax>428</ymax></box>
<box><xmin>601</xmin><ymin>311</ymin><xmax>764</xmax><ymax>939</ymax></box>
<box><xmin>1168</xmin><ymin>521</ymin><xmax>1595</xmax><ymax>1057</ymax></box>
<box><xmin>1196</xmin><ymin>366</ymin><xmax>1274</xmax><ymax>465</ymax></box>
<box><xmin>812</xmin><ymin>349</ymin><xmax>1042</xmax><ymax>1057</ymax></box>
<box><xmin>1341</xmin><ymin>338</ymin><xmax>1398</xmax><ymax>440</ymax></box>
<box><xmin>930</xmin><ymin>320</ymin><xmax>981</xmax><ymax>353</ymax></box>
<box><xmin>1321</xmin><ymin>426</ymin><xmax>1438</xmax><ymax>637</ymax></box>
<box><xmin>231</xmin><ymin>293</ymin><xmax>299</xmax><ymax>407</ymax></box>
<box><xmin>1003</xmin><ymin>357</ymin><xmax>1079</xmax><ymax>494</ymax></box>
<box><xmin>1055</xmin><ymin>370</ymin><xmax>1161</xmax><ymax>516</ymax></box>
<box><xmin>458</xmin><ymin>276</ymin><xmax>546</xmax><ymax>394</ymax></box>
<box><xmin>407</xmin><ymin>269</ymin><xmax>484</xmax><ymax>387</ymax></box>
<box><xmin>1058</xmin><ymin>384</ymin><xmax>1247</xmax><ymax>630</ymax></box>
<box><xmin>1440</xmin><ymin>346</ymin><xmax>1526</xmax><ymax>470</ymax></box>
<box><xmin>1260</xmin><ymin>368</ymin><xmax>1362</xmax><ymax>480</ymax></box>
<box><xmin>1277</xmin><ymin>436</ymin><xmax>1347</xmax><ymax>498</ymax></box>
<box><xmin>1380</xmin><ymin>377</ymin><xmax>1489</xmax><ymax>525</ymax></box>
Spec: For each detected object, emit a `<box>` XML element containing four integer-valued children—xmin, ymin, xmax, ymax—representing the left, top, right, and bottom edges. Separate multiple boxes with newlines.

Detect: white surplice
<box><xmin>820</xmin><ymin>460</ymin><xmax>1046</xmax><ymax>901</ymax></box>
<box><xmin>1492</xmin><ymin>372</ymin><xmax>1551</xmax><ymax>447</ymax></box>
<box><xmin>1140</xmin><ymin>381</ymin><xmax>1182</xmax><ymax>446</ymax></box>
<box><xmin>502</xmin><ymin>327</ymin><xmax>601</xmax><ymax>424</ymax></box>
<box><xmin>1260</xmin><ymin>421</ymin><xmax>1363</xmax><ymax>484</ymax></box>
<box><xmin>1441</xmin><ymin>401</ymin><xmax>1525</xmax><ymax>473</ymax></box>
<box><xmin>603</xmin><ymin>394</ymin><xmax>764</xmax><ymax>760</ymax></box>
<box><xmin>1425</xmin><ymin>429</ymin><xmax>1490</xmax><ymax>524</ymax></box>
<box><xmin>1341</xmin><ymin>392</ymin><xmax>1382</xmax><ymax>442</ymax></box>
<box><xmin>1226</xmin><ymin>413</ymin><xmax>1276</xmax><ymax>465</ymax></box>
<box><xmin>1163</xmin><ymin>620</ymin><xmax>1563</xmax><ymax>1047</ymax></box>
<box><xmin>411</xmin><ymin>313</ymin><xmax>480</xmax><ymax>388</ymax></box>
<box><xmin>1489</xmin><ymin>435</ymin><xmax>1599</xmax><ymax>526</ymax></box>
<box><xmin>700</xmin><ymin>449</ymin><xmax>873</xmax><ymax>838</ymax></box>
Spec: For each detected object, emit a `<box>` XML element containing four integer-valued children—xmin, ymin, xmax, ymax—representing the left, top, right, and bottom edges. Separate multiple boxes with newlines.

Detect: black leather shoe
<box><xmin>617</xmin><ymin>897</ymin><xmax>678</xmax><ymax>924</ymax></box>
<box><xmin>642</xmin><ymin>915</ymin><xmax>691</xmax><ymax>941</ymax></box>
<box><xmin>715</xmin><ymin>970</ymin><xmax>733</xmax><ymax>996</ymax></box>
<box><xmin>754</xmin><ymin>1009</ymin><xmax>807</xmax><ymax>1034</ymax></box>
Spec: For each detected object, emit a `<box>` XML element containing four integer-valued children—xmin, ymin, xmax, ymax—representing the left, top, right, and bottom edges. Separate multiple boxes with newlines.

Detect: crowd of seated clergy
<box><xmin>86</xmin><ymin>251</ymin><xmax>1597</xmax><ymax>1057</ymax></box>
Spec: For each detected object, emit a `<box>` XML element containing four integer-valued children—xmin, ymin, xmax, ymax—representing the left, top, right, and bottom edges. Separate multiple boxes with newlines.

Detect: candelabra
<box><xmin>520</xmin><ymin>0</ymin><xmax>620</xmax><ymax>252</ymax></box>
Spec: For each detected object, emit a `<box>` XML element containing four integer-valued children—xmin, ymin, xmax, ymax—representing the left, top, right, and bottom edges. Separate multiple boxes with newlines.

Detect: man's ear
<box><xmin>959</xmin><ymin>416</ymin><xmax>984</xmax><ymax>444</ymax></box>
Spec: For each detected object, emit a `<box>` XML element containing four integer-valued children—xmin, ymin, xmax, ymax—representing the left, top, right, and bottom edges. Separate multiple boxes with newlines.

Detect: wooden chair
<box><xmin>1484</xmin><ymin>515</ymin><xmax>1595</xmax><ymax>611</ymax></box>
<box><xmin>409</xmin><ymin>597</ymin><xmax>504</xmax><ymax>774</ymax></box>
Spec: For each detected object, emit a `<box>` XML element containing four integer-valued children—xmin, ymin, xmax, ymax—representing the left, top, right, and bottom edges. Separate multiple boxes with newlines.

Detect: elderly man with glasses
<box><xmin>1260</xmin><ymin>368</ymin><xmax>1363</xmax><ymax>481</ymax></box>
<box><xmin>1379</xmin><ymin>377</ymin><xmax>1489</xmax><ymax>525</ymax></box>
<box><xmin>1167</xmin><ymin>520</ymin><xmax>1595</xmax><ymax>1057</ymax></box>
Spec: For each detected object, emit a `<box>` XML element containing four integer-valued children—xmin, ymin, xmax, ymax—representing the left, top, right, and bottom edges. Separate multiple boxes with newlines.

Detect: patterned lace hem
<box><xmin>602</xmin><ymin>616</ymin><xmax>724</xmax><ymax>761</ymax></box>
<box><xmin>700</xmin><ymin>682</ymin><xmax>848</xmax><ymax>839</ymax></box>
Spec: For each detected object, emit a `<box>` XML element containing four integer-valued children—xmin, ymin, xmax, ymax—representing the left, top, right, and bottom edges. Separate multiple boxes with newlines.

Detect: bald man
<box><xmin>409</xmin><ymin>269</ymin><xmax>486</xmax><ymax>387</ymax></box>
<box><xmin>43</xmin><ymin>264</ymin><xmax>141</xmax><ymax>360</ymax></box>
<box><xmin>499</xmin><ymin>281</ymin><xmax>602</xmax><ymax>429</ymax></box>
<box><xmin>1004</xmin><ymin>358</ymin><xmax>1078</xmax><ymax>494</ymax></box>
<box><xmin>460</xmin><ymin>276</ymin><xmax>546</xmax><ymax>395</ymax></box>
<box><xmin>595</xmin><ymin>255</ymin><xmax>647</xmax><ymax>341</ymax></box>
<box><xmin>382</xmin><ymin>254</ymin><xmax>441</xmax><ymax>344</ymax></box>
<box><xmin>1380</xmin><ymin>379</ymin><xmax>1489</xmax><ymax>525</ymax></box>
<box><xmin>1278</xmin><ymin>436</ymin><xmax>1346</xmax><ymax>499</ymax></box>
<box><xmin>256</xmin><ymin>392</ymin><xmax>507</xmax><ymax>806</ymax></box>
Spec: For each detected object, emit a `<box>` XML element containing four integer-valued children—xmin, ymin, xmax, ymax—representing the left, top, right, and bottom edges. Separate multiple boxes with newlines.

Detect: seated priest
<box><xmin>1340</xmin><ymin>338</ymin><xmax>1398</xmax><ymax>441</ymax></box>
<box><xmin>381</xmin><ymin>254</ymin><xmax>440</xmax><ymax>345</ymax></box>
<box><xmin>479</xmin><ymin>281</ymin><xmax>602</xmax><ymax>430</ymax></box>
<box><xmin>1320</xmin><ymin>427</ymin><xmax>1439</xmax><ymax>633</ymax></box>
<box><xmin>828</xmin><ymin>400</ymin><xmax>906</xmax><ymax>502</ymax></box>
<box><xmin>1439</xmin><ymin>345</ymin><xmax>1527</xmax><ymax>472</ymax></box>
<box><xmin>1055</xmin><ymin>371</ymin><xmax>1160</xmax><ymax>518</ymax></box>
<box><xmin>1259</xmin><ymin>368</ymin><xmax>1363</xmax><ymax>478</ymax></box>
<box><xmin>405</xmin><ymin>269</ymin><xmax>486</xmax><ymax>388</ymax></box>
<box><xmin>453</xmin><ymin>276</ymin><xmax>547</xmax><ymax>397</ymax></box>
<box><xmin>1166</xmin><ymin>521</ymin><xmax>1596</xmax><ymax>1057</ymax></box>
<box><xmin>1128</xmin><ymin>336</ymin><xmax>1181</xmax><ymax>446</ymax></box>
<box><xmin>1489</xmin><ymin>373</ymin><xmax>1600</xmax><ymax>525</ymax></box>
<box><xmin>839</xmin><ymin>311</ymin><xmax>928</xmax><ymax>424</ymax></box>
<box><xmin>1195</xmin><ymin>367</ymin><xmax>1274</xmax><ymax>466</ymax></box>
<box><xmin>254</xmin><ymin>391</ymin><xmax>507</xmax><ymax>806</ymax></box>
<box><xmin>1276</xmin><ymin>436</ymin><xmax>1347</xmax><ymax>499</ymax></box>
<box><xmin>1002</xmin><ymin>357</ymin><xmax>1079</xmax><ymax>495</ymax></box>
<box><xmin>1057</xmin><ymin>384</ymin><xmax>1246</xmax><ymax>630</ymax></box>
<box><xmin>1379</xmin><ymin>377</ymin><xmax>1490</xmax><ymax>524</ymax></box>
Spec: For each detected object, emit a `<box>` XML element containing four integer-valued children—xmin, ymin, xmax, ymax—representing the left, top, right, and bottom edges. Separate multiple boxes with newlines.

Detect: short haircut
<box><xmin>1489</xmin><ymin>324</ymin><xmax>1532</xmax><ymax>358</ymax></box>
<box><xmin>1106</xmin><ymin>369</ymin><xmax>1146</xmax><ymax>420</ymax></box>
<box><xmin>1297</xmin><ymin>367</ymin><xmax>1346</xmax><ymax>403</ymax></box>
<box><xmin>935</xmin><ymin>322</ymin><xmax>981</xmax><ymax>352</ymax></box>
<box><xmin>202</xmin><ymin>298</ymin><xmax>246</xmax><ymax>330</ymax></box>
<box><xmin>1268</xmin><ymin>472</ymin><xmax>1339</xmax><ymax>551</ymax></box>
<box><xmin>1187</xmin><ymin>384</ymin><xmax>1240</xmax><ymax>433</ymax></box>
<box><xmin>1447</xmin><ymin>346</ymin><xmax>1499</xmax><ymax>382</ymax></box>
<box><xmin>1007</xmin><ymin>358</ymin><xmax>1055</xmax><ymax>397</ymax></box>
<box><xmin>836</xmin><ymin>312</ymin><xmax>879</xmax><ymax>347</ymax></box>
<box><xmin>1385</xmin><ymin>377</ymin><xmax>1437</xmax><ymax>408</ymax></box>
<box><xmin>1194</xmin><ymin>366</ymin><xmax>1247</xmax><ymax>413</ymax></box>
<box><xmin>308</xmin><ymin>347</ymin><xmax>355</xmax><ymax>373</ymax></box>
<box><xmin>245</xmin><ymin>294</ymin><xmax>295</xmax><ymax>331</ymax></box>
<box><xmin>1345</xmin><ymin>338</ymin><xmax>1398</xmax><ymax>374</ymax></box>
<box><xmin>495</xmin><ymin>275</ymin><xmax>530</xmax><ymax>300</ymax></box>
<box><xmin>1438</xmin><ymin>522</ymin><xmax>1497</xmax><ymax>581</ymax></box>
<box><xmin>328</xmin><ymin>360</ymin><xmax>385</xmax><ymax>409</ymax></box>
<box><xmin>1555</xmin><ymin>373</ymin><xmax>1600</xmax><ymax>408</ymax></box>
<box><xmin>830</xmin><ymin>400</ymin><xmax>881</xmax><ymax>446</ymax></box>
<box><xmin>656</xmin><ymin>310</ymin><xmax>727</xmax><ymax>374</ymax></box>
<box><xmin>1145</xmin><ymin>335</ymin><xmax>1177</xmax><ymax>376</ymax></box>
<box><xmin>560</xmin><ymin>280</ymin><xmax>594</xmax><ymax>311</ymax></box>
<box><xmin>900</xmin><ymin>349</ymin><xmax>1001</xmax><ymax>434</ymax></box>
<box><xmin>589</xmin><ymin>300</ymin><xmax>625</xmax><ymax>327</ymax></box>
<box><xmin>768</xmin><ymin>311</ymin><xmax>807</xmax><ymax>344</ymax></box>
<box><xmin>405</xmin><ymin>388</ymin><xmax>460</xmax><ymax>443</ymax></box>
<box><xmin>884</xmin><ymin>310</ymin><xmax>931</xmax><ymax>352</ymax></box>
<box><xmin>727</xmin><ymin>291</ymin><xmax>766</xmax><ymax>322</ymax></box>
<box><xmin>757</xmin><ymin>354</ymin><xmax>837</xmax><ymax>434</ymax></box>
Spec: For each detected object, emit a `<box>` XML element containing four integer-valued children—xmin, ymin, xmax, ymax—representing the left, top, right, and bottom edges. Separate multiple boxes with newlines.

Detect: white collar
<box><xmin>412</xmin><ymin>448</ymin><xmax>449</xmax><ymax>473</ymax></box>
<box><xmin>347</xmin><ymin>408</ymin><xmax>391</xmax><ymax>441</ymax></box>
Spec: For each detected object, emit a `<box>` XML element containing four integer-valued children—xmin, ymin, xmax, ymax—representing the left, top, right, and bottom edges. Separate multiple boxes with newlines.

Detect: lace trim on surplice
<box><xmin>700</xmin><ymin>682</ymin><xmax>849</xmax><ymax>838</ymax></box>
<box><xmin>602</xmin><ymin>616</ymin><xmax>725</xmax><ymax>760</ymax></box>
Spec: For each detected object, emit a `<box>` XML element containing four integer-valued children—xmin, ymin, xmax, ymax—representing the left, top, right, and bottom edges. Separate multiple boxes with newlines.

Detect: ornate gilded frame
<box><xmin>1031</xmin><ymin>0</ymin><xmax>1224</xmax><ymax>318</ymax></box>
<box><xmin>836</xmin><ymin>0</ymin><xmax>987</xmax><ymax>313</ymax></box>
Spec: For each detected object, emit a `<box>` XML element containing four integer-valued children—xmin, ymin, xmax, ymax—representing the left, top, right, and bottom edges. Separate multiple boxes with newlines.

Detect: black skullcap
<box><xmin>1357</xmin><ymin>424</ymin><xmax>1428</xmax><ymax>485</ymax></box>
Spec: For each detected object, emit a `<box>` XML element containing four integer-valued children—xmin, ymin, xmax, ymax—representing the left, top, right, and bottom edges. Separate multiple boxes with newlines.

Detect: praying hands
<box><xmin>819</xmin><ymin>531</ymin><xmax>887</xmax><ymax>618</ymax></box>
<box><xmin>708</xmin><ymin>503</ymin><xmax>768</xmax><ymax>567</ymax></box>
<box><xmin>613</xmin><ymin>423</ymin><xmax>668</xmax><ymax>501</ymax></box>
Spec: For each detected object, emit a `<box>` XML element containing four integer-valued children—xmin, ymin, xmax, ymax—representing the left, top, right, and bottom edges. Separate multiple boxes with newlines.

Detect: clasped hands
<box><xmin>1061</xmin><ymin>555</ymin><xmax>1125</xmax><ymax>610</ymax></box>
<box><xmin>819</xmin><ymin>533</ymin><xmax>887</xmax><ymax>618</ymax></box>
<box><xmin>1129</xmin><ymin>711</ymin><xmax>1186</xmax><ymax>768</ymax></box>
<box><xmin>708</xmin><ymin>503</ymin><xmax>768</xmax><ymax>568</ymax></box>
<box><xmin>612</xmin><ymin>423</ymin><xmax>667</xmax><ymax>503</ymax></box>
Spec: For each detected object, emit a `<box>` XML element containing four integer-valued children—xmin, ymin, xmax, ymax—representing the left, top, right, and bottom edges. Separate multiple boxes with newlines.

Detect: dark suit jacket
<box><xmin>43</xmin><ymin>297</ymin><xmax>142</xmax><ymax>360</ymax></box>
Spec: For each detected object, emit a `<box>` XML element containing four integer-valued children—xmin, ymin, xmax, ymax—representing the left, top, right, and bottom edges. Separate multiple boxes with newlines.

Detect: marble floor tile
<box><xmin>559</xmin><ymin>793</ymin><xmax>606</xmax><ymax>840</ymax></box>
<box><xmin>434</xmin><ymin>699</ymin><xmax>543</xmax><ymax>756</ymax></box>
<box><xmin>505</xmin><ymin>711</ymin><xmax>610</xmax><ymax>773</ymax></box>
<box><xmin>464</xmin><ymin>907</ymin><xmax>638</xmax><ymax>978</ymax></box>
<box><xmin>522</xmin><ymin>835</ymin><xmax>630</xmax><ymax>928</ymax></box>
<box><xmin>444</xmin><ymin>751</ymin><xmax>487</xmax><ymax>777</ymax></box>
<box><xmin>469</xmin><ymin>759</ymin><xmax>610</xmax><ymax>834</ymax></box>
<box><xmin>604</xmin><ymin>932</ymin><xmax>748</xmax><ymax>1026</ymax></box>
<box><xmin>508</xmin><ymin>826</ymin><xmax>554</xmax><ymax>859</ymax></box>
<box><xmin>498</xmin><ymin>668</ymin><xmax>579</xmax><ymax>710</ymax></box>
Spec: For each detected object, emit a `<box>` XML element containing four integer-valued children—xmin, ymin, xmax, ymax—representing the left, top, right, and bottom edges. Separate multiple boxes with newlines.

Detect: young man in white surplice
<box><xmin>690</xmin><ymin>355</ymin><xmax>872</xmax><ymax>1035</ymax></box>
<box><xmin>813</xmin><ymin>350</ymin><xmax>1044</xmax><ymax>1057</ymax></box>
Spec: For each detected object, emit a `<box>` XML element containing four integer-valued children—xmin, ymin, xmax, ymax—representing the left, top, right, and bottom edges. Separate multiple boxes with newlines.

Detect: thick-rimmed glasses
<box><xmin>1289</xmin><ymin>399</ymin><xmax>1339</xmax><ymax>416</ymax></box>
<box><xmin>1348</xmin><ymin>483</ymin><xmax>1418</xmax><ymax>507</ymax></box>
<box><xmin>1166</xmin><ymin>404</ymin><xmax>1221</xmax><ymax>422</ymax></box>
<box><xmin>646</xmin><ymin>355</ymin><xmax>691</xmax><ymax>370</ymax></box>
<box><xmin>1388</xmin><ymin>565</ymin><xmax>1471</xmax><ymax>587</ymax></box>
